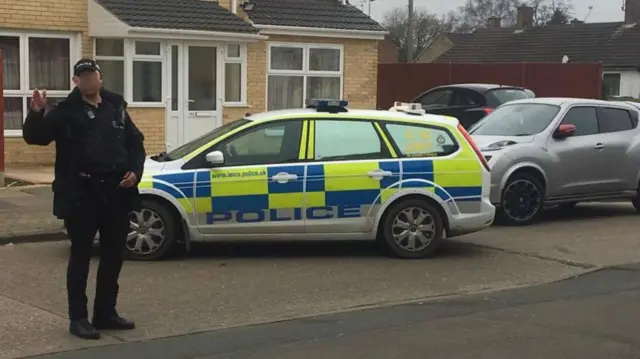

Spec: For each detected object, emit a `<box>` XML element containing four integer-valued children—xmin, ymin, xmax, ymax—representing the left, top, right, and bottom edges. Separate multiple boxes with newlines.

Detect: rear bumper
<box><xmin>447</xmin><ymin>198</ymin><xmax>495</xmax><ymax>237</ymax></box>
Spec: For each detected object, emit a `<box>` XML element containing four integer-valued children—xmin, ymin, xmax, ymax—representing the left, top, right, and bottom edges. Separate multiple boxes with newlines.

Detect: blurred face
<box><xmin>73</xmin><ymin>70</ymin><xmax>102</xmax><ymax>95</ymax></box>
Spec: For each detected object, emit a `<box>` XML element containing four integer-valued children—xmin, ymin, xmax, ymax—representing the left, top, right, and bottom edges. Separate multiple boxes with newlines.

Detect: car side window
<box><xmin>182</xmin><ymin>120</ymin><xmax>302</xmax><ymax>169</ymax></box>
<box><xmin>418</xmin><ymin>89</ymin><xmax>454</xmax><ymax>108</ymax></box>
<box><xmin>451</xmin><ymin>90</ymin><xmax>483</xmax><ymax>107</ymax></box>
<box><xmin>560</xmin><ymin>107</ymin><xmax>599</xmax><ymax>136</ymax></box>
<box><xmin>598</xmin><ymin>107</ymin><xmax>634</xmax><ymax>133</ymax></box>
<box><xmin>313</xmin><ymin>120</ymin><xmax>388</xmax><ymax>161</ymax></box>
<box><xmin>384</xmin><ymin>123</ymin><xmax>459</xmax><ymax>158</ymax></box>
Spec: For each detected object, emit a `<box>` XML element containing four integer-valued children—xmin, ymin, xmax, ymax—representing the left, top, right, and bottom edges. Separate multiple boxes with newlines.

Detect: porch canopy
<box><xmin>88</xmin><ymin>0</ymin><xmax>266</xmax><ymax>42</ymax></box>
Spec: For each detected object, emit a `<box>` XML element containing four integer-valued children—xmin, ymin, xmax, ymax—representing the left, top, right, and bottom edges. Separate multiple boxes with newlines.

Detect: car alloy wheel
<box><xmin>502</xmin><ymin>179</ymin><xmax>542</xmax><ymax>222</ymax></box>
<box><xmin>391</xmin><ymin>207</ymin><xmax>436</xmax><ymax>252</ymax></box>
<box><xmin>126</xmin><ymin>208</ymin><xmax>166</xmax><ymax>256</ymax></box>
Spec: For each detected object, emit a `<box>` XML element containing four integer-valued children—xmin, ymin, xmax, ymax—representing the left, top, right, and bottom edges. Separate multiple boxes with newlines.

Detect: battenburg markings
<box><xmin>206</xmin><ymin>205</ymin><xmax>362</xmax><ymax>224</ymax></box>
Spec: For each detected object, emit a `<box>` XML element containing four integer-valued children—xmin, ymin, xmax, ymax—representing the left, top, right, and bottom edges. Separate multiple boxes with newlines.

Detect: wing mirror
<box><xmin>205</xmin><ymin>150</ymin><xmax>224</xmax><ymax>165</ymax></box>
<box><xmin>553</xmin><ymin>124</ymin><xmax>576</xmax><ymax>139</ymax></box>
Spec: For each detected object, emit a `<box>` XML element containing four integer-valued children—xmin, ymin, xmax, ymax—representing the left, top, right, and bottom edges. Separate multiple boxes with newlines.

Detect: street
<box><xmin>1</xmin><ymin>202</ymin><xmax>639</xmax><ymax>358</ymax></box>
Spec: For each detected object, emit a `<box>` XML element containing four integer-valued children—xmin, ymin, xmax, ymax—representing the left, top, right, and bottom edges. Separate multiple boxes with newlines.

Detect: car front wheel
<box><xmin>125</xmin><ymin>198</ymin><xmax>179</xmax><ymax>261</ymax></box>
<box><xmin>378</xmin><ymin>199</ymin><xmax>444</xmax><ymax>259</ymax></box>
<box><xmin>496</xmin><ymin>173</ymin><xmax>544</xmax><ymax>226</ymax></box>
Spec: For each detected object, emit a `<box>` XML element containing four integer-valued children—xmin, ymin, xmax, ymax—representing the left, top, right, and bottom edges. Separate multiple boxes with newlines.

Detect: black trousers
<box><xmin>64</xmin><ymin>179</ymin><xmax>129</xmax><ymax>321</ymax></box>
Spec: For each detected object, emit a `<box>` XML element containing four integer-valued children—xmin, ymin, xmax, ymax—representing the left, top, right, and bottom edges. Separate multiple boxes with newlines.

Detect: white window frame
<box><xmin>266</xmin><ymin>42</ymin><xmax>344</xmax><ymax>110</ymax></box>
<box><xmin>2</xmin><ymin>31</ymin><xmax>78</xmax><ymax>137</ymax></box>
<box><xmin>223</xmin><ymin>43</ymin><xmax>248</xmax><ymax>107</ymax></box>
<box><xmin>603</xmin><ymin>72</ymin><xmax>622</xmax><ymax>97</ymax></box>
<box><xmin>93</xmin><ymin>38</ymin><xmax>167</xmax><ymax>108</ymax></box>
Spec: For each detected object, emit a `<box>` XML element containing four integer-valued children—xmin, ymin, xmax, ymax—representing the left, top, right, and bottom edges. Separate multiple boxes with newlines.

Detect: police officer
<box><xmin>23</xmin><ymin>59</ymin><xmax>146</xmax><ymax>340</ymax></box>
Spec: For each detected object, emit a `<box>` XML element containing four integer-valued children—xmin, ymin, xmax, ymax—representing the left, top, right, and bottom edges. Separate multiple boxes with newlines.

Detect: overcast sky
<box><xmin>364</xmin><ymin>0</ymin><xmax>626</xmax><ymax>23</ymax></box>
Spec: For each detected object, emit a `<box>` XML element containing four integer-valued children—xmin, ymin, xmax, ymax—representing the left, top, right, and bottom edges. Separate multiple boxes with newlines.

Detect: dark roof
<box><xmin>244</xmin><ymin>0</ymin><xmax>386</xmax><ymax>31</ymax></box>
<box><xmin>435</xmin><ymin>22</ymin><xmax>640</xmax><ymax>68</ymax></box>
<box><xmin>97</xmin><ymin>0</ymin><xmax>258</xmax><ymax>33</ymax></box>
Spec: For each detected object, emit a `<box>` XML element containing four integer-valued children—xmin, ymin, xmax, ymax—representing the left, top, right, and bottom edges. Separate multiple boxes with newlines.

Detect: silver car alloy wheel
<box><xmin>126</xmin><ymin>208</ymin><xmax>166</xmax><ymax>256</ymax></box>
<box><xmin>391</xmin><ymin>207</ymin><xmax>436</xmax><ymax>252</ymax></box>
<box><xmin>502</xmin><ymin>179</ymin><xmax>541</xmax><ymax>222</ymax></box>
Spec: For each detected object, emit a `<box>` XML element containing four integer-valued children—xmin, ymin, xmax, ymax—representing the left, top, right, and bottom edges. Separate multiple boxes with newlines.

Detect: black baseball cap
<box><xmin>73</xmin><ymin>58</ymin><xmax>101</xmax><ymax>76</ymax></box>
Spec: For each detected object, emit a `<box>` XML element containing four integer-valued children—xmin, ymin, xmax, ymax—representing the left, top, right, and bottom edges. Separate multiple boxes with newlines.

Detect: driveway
<box><xmin>1</xmin><ymin>203</ymin><xmax>638</xmax><ymax>358</ymax></box>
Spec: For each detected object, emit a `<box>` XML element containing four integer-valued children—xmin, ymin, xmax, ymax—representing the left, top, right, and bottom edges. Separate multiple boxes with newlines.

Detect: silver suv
<box><xmin>469</xmin><ymin>98</ymin><xmax>640</xmax><ymax>225</ymax></box>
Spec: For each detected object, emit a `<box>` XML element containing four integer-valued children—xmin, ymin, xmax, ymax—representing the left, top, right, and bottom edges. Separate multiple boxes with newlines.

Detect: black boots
<box><xmin>69</xmin><ymin>315</ymin><xmax>135</xmax><ymax>340</ymax></box>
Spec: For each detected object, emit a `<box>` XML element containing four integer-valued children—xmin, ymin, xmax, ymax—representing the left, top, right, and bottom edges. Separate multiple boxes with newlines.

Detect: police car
<box><xmin>120</xmin><ymin>100</ymin><xmax>495</xmax><ymax>260</ymax></box>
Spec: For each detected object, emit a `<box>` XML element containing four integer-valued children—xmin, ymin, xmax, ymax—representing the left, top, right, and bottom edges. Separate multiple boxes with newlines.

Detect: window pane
<box><xmin>135</xmin><ymin>41</ymin><xmax>161</xmax><ymax>55</ymax></box>
<box><xmin>95</xmin><ymin>60</ymin><xmax>124</xmax><ymax>95</ymax></box>
<box><xmin>225</xmin><ymin>63</ymin><xmax>242</xmax><ymax>103</ymax></box>
<box><xmin>306</xmin><ymin>76</ymin><xmax>340</xmax><ymax>101</ymax></box>
<box><xmin>603</xmin><ymin>74</ymin><xmax>621</xmax><ymax>97</ymax></box>
<box><xmin>171</xmin><ymin>45</ymin><xmax>179</xmax><ymax>111</ymax></box>
<box><xmin>267</xmin><ymin>75</ymin><xmax>303</xmax><ymax>111</ymax></box>
<box><xmin>95</xmin><ymin>38</ymin><xmax>124</xmax><ymax>57</ymax></box>
<box><xmin>600</xmin><ymin>107</ymin><xmax>633</xmax><ymax>133</ymax></box>
<box><xmin>309</xmin><ymin>48</ymin><xmax>340</xmax><ymax>71</ymax></box>
<box><xmin>314</xmin><ymin>120</ymin><xmax>382</xmax><ymax>161</ymax></box>
<box><xmin>226</xmin><ymin>44</ymin><xmax>240</xmax><ymax>58</ymax></box>
<box><xmin>560</xmin><ymin>107</ymin><xmax>599</xmax><ymax>136</ymax></box>
<box><xmin>26</xmin><ymin>96</ymin><xmax>64</xmax><ymax>110</ymax></box>
<box><xmin>133</xmin><ymin>61</ymin><xmax>162</xmax><ymax>102</ymax></box>
<box><xmin>270</xmin><ymin>47</ymin><xmax>303</xmax><ymax>70</ymax></box>
<box><xmin>188</xmin><ymin>46</ymin><xmax>216</xmax><ymax>111</ymax></box>
<box><xmin>0</xmin><ymin>36</ymin><xmax>20</xmax><ymax>90</ymax></box>
<box><xmin>29</xmin><ymin>37</ymin><xmax>70</xmax><ymax>90</ymax></box>
<box><xmin>386</xmin><ymin>123</ymin><xmax>458</xmax><ymax>157</ymax></box>
<box><xmin>419</xmin><ymin>89</ymin><xmax>453</xmax><ymax>108</ymax></box>
<box><xmin>4</xmin><ymin>97</ymin><xmax>23</xmax><ymax>130</ymax></box>
<box><xmin>215</xmin><ymin>121</ymin><xmax>302</xmax><ymax>166</ymax></box>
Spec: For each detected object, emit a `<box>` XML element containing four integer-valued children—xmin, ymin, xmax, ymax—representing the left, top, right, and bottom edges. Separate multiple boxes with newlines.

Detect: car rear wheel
<box><xmin>633</xmin><ymin>190</ymin><xmax>640</xmax><ymax>213</ymax></box>
<box><xmin>496</xmin><ymin>173</ymin><xmax>544</xmax><ymax>226</ymax></box>
<box><xmin>125</xmin><ymin>198</ymin><xmax>179</xmax><ymax>261</ymax></box>
<box><xmin>378</xmin><ymin>199</ymin><xmax>444</xmax><ymax>259</ymax></box>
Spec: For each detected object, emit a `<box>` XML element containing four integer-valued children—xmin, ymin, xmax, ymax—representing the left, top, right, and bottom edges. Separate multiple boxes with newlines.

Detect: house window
<box><xmin>1</xmin><ymin>33</ymin><xmax>76</xmax><ymax>136</ymax></box>
<box><xmin>224</xmin><ymin>43</ymin><xmax>247</xmax><ymax>105</ymax></box>
<box><xmin>267</xmin><ymin>43</ymin><xmax>343</xmax><ymax>111</ymax></box>
<box><xmin>93</xmin><ymin>38</ymin><xmax>165</xmax><ymax>105</ymax></box>
<box><xmin>603</xmin><ymin>73</ymin><xmax>621</xmax><ymax>97</ymax></box>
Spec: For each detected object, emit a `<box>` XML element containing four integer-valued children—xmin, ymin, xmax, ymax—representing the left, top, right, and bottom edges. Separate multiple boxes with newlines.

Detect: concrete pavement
<box><xmin>0</xmin><ymin>202</ymin><xmax>639</xmax><ymax>358</ymax></box>
<box><xmin>0</xmin><ymin>186</ymin><xmax>64</xmax><ymax>244</ymax></box>
<box><xmin>34</xmin><ymin>264</ymin><xmax>640</xmax><ymax>359</ymax></box>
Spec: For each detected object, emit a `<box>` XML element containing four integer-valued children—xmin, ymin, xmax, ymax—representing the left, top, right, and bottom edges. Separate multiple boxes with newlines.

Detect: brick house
<box><xmin>1</xmin><ymin>0</ymin><xmax>387</xmax><ymax>165</ymax></box>
<box><xmin>415</xmin><ymin>0</ymin><xmax>640</xmax><ymax>99</ymax></box>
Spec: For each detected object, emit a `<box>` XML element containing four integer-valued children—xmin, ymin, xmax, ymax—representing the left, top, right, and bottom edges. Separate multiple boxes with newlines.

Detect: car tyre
<box><xmin>124</xmin><ymin>198</ymin><xmax>179</xmax><ymax>261</ymax></box>
<box><xmin>633</xmin><ymin>190</ymin><xmax>640</xmax><ymax>213</ymax></box>
<box><xmin>496</xmin><ymin>173</ymin><xmax>545</xmax><ymax>226</ymax></box>
<box><xmin>378</xmin><ymin>199</ymin><xmax>444</xmax><ymax>259</ymax></box>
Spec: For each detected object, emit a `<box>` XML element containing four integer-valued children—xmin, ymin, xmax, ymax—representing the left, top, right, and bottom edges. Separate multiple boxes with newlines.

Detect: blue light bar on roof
<box><xmin>306</xmin><ymin>99</ymin><xmax>349</xmax><ymax>109</ymax></box>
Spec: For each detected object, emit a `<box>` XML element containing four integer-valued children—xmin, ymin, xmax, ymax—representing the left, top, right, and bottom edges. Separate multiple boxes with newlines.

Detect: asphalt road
<box><xmin>1</xmin><ymin>202</ymin><xmax>639</xmax><ymax>358</ymax></box>
<box><xmin>32</xmin><ymin>264</ymin><xmax>640</xmax><ymax>359</ymax></box>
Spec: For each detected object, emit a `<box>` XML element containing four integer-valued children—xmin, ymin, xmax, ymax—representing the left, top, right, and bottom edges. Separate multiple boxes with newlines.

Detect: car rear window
<box><xmin>485</xmin><ymin>89</ymin><xmax>534</xmax><ymax>107</ymax></box>
<box><xmin>384</xmin><ymin>123</ymin><xmax>459</xmax><ymax>158</ymax></box>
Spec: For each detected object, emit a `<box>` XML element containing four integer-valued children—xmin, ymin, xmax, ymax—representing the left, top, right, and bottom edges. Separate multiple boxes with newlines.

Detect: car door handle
<box><xmin>367</xmin><ymin>170</ymin><xmax>393</xmax><ymax>179</ymax></box>
<box><xmin>272</xmin><ymin>172</ymin><xmax>298</xmax><ymax>183</ymax></box>
<box><xmin>594</xmin><ymin>143</ymin><xmax>605</xmax><ymax>150</ymax></box>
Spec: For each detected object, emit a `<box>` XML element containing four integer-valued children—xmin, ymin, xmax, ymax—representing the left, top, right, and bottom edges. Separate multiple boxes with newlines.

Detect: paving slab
<box><xmin>0</xmin><ymin>239</ymin><xmax>584</xmax><ymax>358</ymax></box>
<box><xmin>0</xmin><ymin>186</ymin><xmax>62</xmax><ymax>244</ymax></box>
<box><xmin>459</xmin><ymin>203</ymin><xmax>640</xmax><ymax>267</ymax></box>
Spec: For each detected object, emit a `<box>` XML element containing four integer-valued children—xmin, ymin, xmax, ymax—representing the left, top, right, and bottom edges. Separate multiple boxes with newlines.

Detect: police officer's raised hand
<box><xmin>119</xmin><ymin>172</ymin><xmax>138</xmax><ymax>188</ymax></box>
<box><xmin>31</xmin><ymin>89</ymin><xmax>47</xmax><ymax>112</ymax></box>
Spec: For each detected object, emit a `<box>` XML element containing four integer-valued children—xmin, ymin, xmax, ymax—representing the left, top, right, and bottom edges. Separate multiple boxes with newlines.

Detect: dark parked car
<box><xmin>410</xmin><ymin>84</ymin><xmax>536</xmax><ymax>129</ymax></box>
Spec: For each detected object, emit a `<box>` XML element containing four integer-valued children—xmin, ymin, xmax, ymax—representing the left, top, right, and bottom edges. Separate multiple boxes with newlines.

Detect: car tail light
<box><xmin>482</xmin><ymin>107</ymin><xmax>493</xmax><ymax>115</ymax></box>
<box><xmin>457</xmin><ymin>124</ymin><xmax>490</xmax><ymax>172</ymax></box>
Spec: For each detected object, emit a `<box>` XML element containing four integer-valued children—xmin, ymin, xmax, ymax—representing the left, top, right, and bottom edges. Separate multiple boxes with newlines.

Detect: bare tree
<box><xmin>528</xmin><ymin>0</ymin><xmax>573</xmax><ymax>25</ymax></box>
<box><xmin>382</xmin><ymin>7</ymin><xmax>457</xmax><ymax>62</ymax></box>
<box><xmin>452</xmin><ymin>0</ymin><xmax>573</xmax><ymax>30</ymax></box>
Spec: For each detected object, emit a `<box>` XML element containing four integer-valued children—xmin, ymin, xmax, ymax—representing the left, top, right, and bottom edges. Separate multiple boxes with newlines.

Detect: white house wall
<box><xmin>88</xmin><ymin>0</ymin><xmax>129</xmax><ymax>38</ymax></box>
<box><xmin>605</xmin><ymin>69</ymin><xmax>640</xmax><ymax>98</ymax></box>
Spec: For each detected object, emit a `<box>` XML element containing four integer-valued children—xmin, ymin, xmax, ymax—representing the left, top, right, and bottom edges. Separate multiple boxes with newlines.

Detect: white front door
<box><xmin>166</xmin><ymin>43</ymin><xmax>222</xmax><ymax>151</ymax></box>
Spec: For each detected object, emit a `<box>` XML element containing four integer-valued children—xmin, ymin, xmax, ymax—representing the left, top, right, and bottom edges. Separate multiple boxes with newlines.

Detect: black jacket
<box><xmin>23</xmin><ymin>88</ymin><xmax>146</xmax><ymax>219</ymax></box>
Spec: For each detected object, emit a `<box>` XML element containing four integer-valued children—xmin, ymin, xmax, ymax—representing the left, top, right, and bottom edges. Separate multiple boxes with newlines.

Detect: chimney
<box><xmin>516</xmin><ymin>5</ymin><xmax>534</xmax><ymax>29</ymax></box>
<box><xmin>487</xmin><ymin>17</ymin><xmax>501</xmax><ymax>28</ymax></box>
<box><xmin>625</xmin><ymin>0</ymin><xmax>640</xmax><ymax>24</ymax></box>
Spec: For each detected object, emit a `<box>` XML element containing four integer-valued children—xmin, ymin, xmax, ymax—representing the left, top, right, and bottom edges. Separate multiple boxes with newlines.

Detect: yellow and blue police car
<box><xmin>123</xmin><ymin>100</ymin><xmax>495</xmax><ymax>260</ymax></box>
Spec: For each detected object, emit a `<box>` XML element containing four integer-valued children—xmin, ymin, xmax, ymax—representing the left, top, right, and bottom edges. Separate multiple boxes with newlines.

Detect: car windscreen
<box><xmin>485</xmin><ymin>88</ymin><xmax>534</xmax><ymax>107</ymax></box>
<box><xmin>165</xmin><ymin>119</ymin><xmax>251</xmax><ymax>160</ymax></box>
<box><xmin>469</xmin><ymin>103</ymin><xmax>560</xmax><ymax>136</ymax></box>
